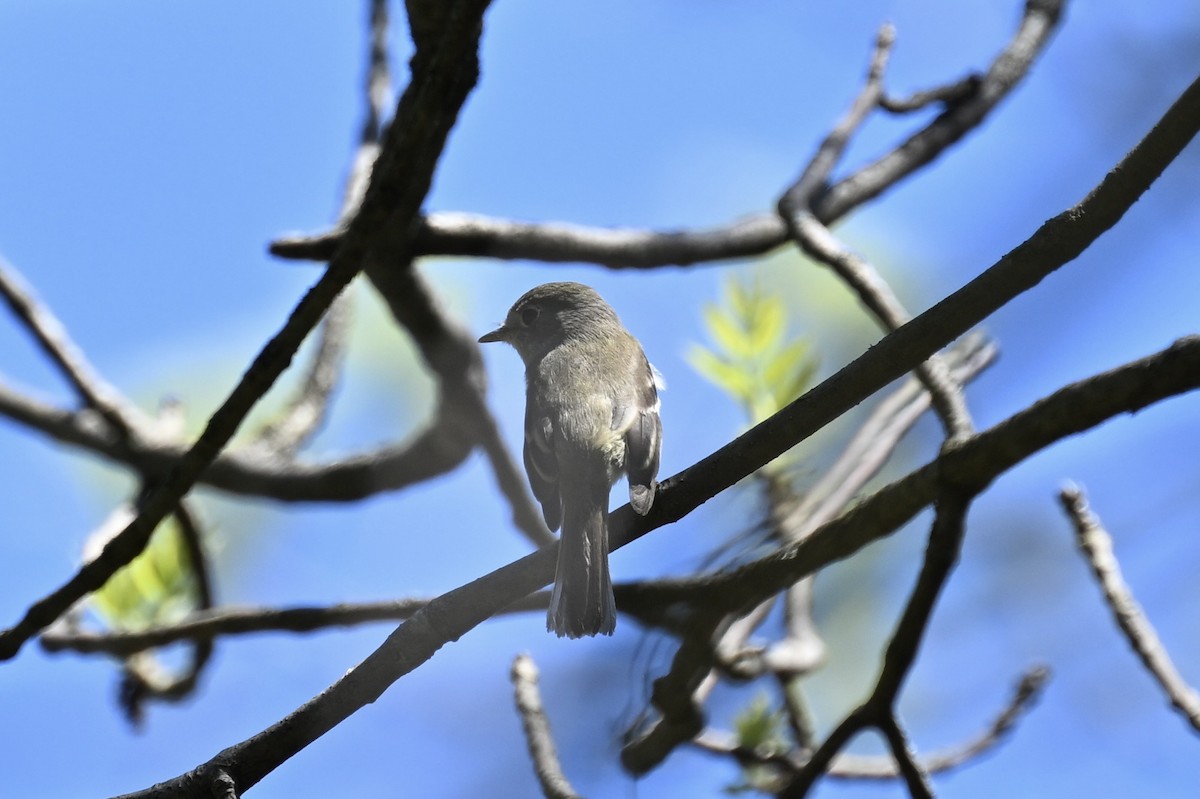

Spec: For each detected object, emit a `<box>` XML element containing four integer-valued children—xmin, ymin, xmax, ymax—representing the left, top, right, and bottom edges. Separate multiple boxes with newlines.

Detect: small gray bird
<box><xmin>479</xmin><ymin>282</ymin><xmax>662</xmax><ymax>637</ymax></box>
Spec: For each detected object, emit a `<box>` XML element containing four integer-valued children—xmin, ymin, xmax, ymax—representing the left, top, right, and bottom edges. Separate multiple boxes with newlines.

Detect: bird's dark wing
<box><xmin>524</xmin><ymin>401</ymin><xmax>562</xmax><ymax>531</ymax></box>
<box><xmin>623</xmin><ymin>355</ymin><xmax>662</xmax><ymax>516</ymax></box>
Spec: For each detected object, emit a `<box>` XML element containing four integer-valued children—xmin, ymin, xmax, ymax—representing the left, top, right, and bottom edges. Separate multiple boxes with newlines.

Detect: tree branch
<box><xmin>101</xmin><ymin>323</ymin><xmax>1200</xmax><ymax>797</ymax></box>
<box><xmin>248</xmin><ymin>290</ymin><xmax>351</xmax><ymax>456</ymax></box>
<box><xmin>1061</xmin><ymin>486</ymin><xmax>1200</xmax><ymax>732</ymax></box>
<box><xmin>0</xmin><ymin>0</ymin><xmax>496</xmax><ymax>664</ymax></box>
<box><xmin>786</xmin><ymin>333</ymin><xmax>996</xmax><ymax>536</ymax></box>
<box><xmin>269</xmin><ymin>0</ymin><xmax>1064</xmax><ymax>270</ymax></box>
<box><xmin>41</xmin><ymin>593</ymin><xmax>549</xmax><ymax>657</ymax></box>
<box><xmin>0</xmin><ymin>257</ymin><xmax>146</xmax><ymax>437</ymax></box>
<box><xmin>511</xmin><ymin>654</ymin><xmax>583</xmax><ymax>799</ymax></box>
<box><xmin>777</xmin><ymin>23</ymin><xmax>974</xmax><ymax>440</ymax></box>
<box><xmin>878</xmin><ymin>717</ymin><xmax>935</xmax><ymax>799</ymax></box>
<box><xmin>617</xmin><ymin>335</ymin><xmax>1200</xmax><ymax>773</ymax></box>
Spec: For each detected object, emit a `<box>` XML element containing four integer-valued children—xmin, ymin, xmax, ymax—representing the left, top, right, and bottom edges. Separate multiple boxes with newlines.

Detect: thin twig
<box><xmin>813</xmin><ymin>0</ymin><xmax>1063</xmax><ymax>222</ymax></box>
<box><xmin>270</xmin><ymin>1</ymin><xmax>1064</xmax><ymax>270</ymax></box>
<box><xmin>697</xmin><ymin>337</ymin><xmax>995</xmax><ymax>687</ymax></box>
<box><xmin>879</xmin><ymin>716</ymin><xmax>935</xmax><ymax>799</ymax></box>
<box><xmin>41</xmin><ymin>593</ymin><xmax>549</xmax><ymax>657</ymax></box>
<box><xmin>109</xmin><ymin>333</ymin><xmax>1200</xmax><ymax>798</ymax></box>
<box><xmin>788</xmin><ymin>334</ymin><xmax>996</xmax><ymax>535</ymax></box>
<box><xmin>250</xmin><ymin>290</ymin><xmax>352</xmax><ymax>455</ymax></box>
<box><xmin>1061</xmin><ymin>485</ymin><xmax>1200</xmax><ymax>732</ymax></box>
<box><xmin>511</xmin><ymin>654</ymin><xmax>584</xmax><ymax>799</ymax></box>
<box><xmin>777</xmin><ymin>490</ymin><xmax>974</xmax><ymax>798</ymax></box>
<box><xmin>0</xmin><ymin>0</ymin><xmax>496</xmax><ymax>665</ymax></box>
<box><xmin>775</xmin><ymin>25</ymin><xmax>973</xmax><ymax>440</ymax></box>
<box><xmin>783</xmin><ymin>214</ymin><xmax>975</xmax><ymax>439</ymax></box>
<box><xmin>622</xmin><ymin>343</ymin><xmax>1200</xmax><ymax>774</ymax></box>
<box><xmin>249</xmin><ymin>0</ymin><xmax>373</xmax><ymax>458</ymax></box>
<box><xmin>830</xmin><ymin>665</ymin><xmax>1050</xmax><ymax>778</ymax></box>
<box><xmin>704</xmin><ymin>24</ymin><xmax>977</xmax><ymax>731</ymax></box>
<box><xmin>0</xmin><ymin>258</ymin><xmax>144</xmax><ymax>437</ymax></box>
<box><xmin>881</xmin><ymin>74</ymin><xmax>981</xmax><ymax>114</ymax></box>
<box><xmin>690</xmin><ymin>666</ymin><xmax>1049</xmax><ymax>780</ymax></box>
<box><xmin>778</xmin><ymin>24</ymin><xmax>895</xmax><ymax>213</ymax></box>
<box><xmin>873</xmin><ymin>489</ymin><xmax>972</xmax><ymax>702</ymax></box>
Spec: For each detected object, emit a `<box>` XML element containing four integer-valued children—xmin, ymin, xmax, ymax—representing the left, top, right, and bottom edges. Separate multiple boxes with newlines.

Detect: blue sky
<box><xmin>1</xmin><ymin>2</ymin><xmax>1199</xmax><ymax>797</ymax></box>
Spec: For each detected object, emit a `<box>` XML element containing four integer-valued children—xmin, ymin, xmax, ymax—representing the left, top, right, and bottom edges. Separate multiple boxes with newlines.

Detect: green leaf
<box><xmin>727</xmin><ymin>278</ymin><xmax>754</xmax><ymax>322</ymax></box>
<box><xmin>733</xmin><ymin>693</ymin><xmax>785</xmax><ymax>753</ymax></box>
<box><xmin>763</xmin><ymin>339</ymin><xmax>816</xmax><ymax>408</ymax></box>
<box><xmin>778</xmin><ymin>353</ymin><xmax>819</xmax><ymax>410</ymax></box>
<box><xmin>687</xmin><ymin>345</ymin><xmax>755</xmax><ymax>403</ymax></box>
<box><xmin>92</xmin><ymin>519</ymin><xmax>198</xmax><ymax>631</ymax></box>
<box><xmin>747</xmin><ymin>294</ymin><xmax>785</xmax><ymax>354</ymax></box>
<box><xmin>703</xmin><ymin>302</ymin><xmax>752</xmax><ymax>360</ymax></box>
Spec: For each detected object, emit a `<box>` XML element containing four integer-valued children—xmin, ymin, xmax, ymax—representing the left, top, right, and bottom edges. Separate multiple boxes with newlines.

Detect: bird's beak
<box><xmin>478</xmin><ymin>325</ymin><xmax>508</xmax><ymax>344</ymax></box>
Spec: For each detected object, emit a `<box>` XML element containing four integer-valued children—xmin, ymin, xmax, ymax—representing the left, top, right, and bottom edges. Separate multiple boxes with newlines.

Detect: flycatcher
<box><xmin>479</xmin><ymin>282</ymin><xmax>662</xmax><ymax>637</ymax></box>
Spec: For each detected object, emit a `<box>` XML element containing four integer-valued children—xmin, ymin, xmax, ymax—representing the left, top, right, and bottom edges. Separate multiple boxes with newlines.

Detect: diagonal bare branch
<box><xmin>103</xmin><ymin>328</ymin><xmax>1200</xmax><ymax>798</ymax></box>
<box><xmin>1061</xmin><ymin>485</ymin><xmax>1200</xmax><ymax>732</ymax></box>
<box><xmin>788</xmin><ymin>334</ymin><xmax>996</xmax><ymax>535</ymax></box>
<box><xmin>511</xmin><ymin>654</ymin><xmax>584</xmax><ymax>799</ymax></box>
<box><xmin>776</xmin><ymin>24</ymin><xmax>974</xmax><ymax>441</ymax></box>
<box><xmin>0</xmin><ymin>0</ymin><xmax>497</xmax><ymax>665</ymax></box>
<box><xmin>877</xmin><ymin>717</ymin><xmax>935</xmax><ymax>799</ymax></box>
<box><xmin>249</xmin><ymin>290</ymin><xmax>352</xmax><ymax>456</ymax></box>
<box><xmin>0</xmin><ymin>258</ymin><xmax>147</xmax><ymax>437</ymax></box>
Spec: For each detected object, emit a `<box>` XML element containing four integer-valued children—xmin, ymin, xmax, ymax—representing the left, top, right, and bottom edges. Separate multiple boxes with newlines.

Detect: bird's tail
<box><xmin>548</xmin><ymin>481</ymin><xmax>616</xmax><ymax>638</ymax></box>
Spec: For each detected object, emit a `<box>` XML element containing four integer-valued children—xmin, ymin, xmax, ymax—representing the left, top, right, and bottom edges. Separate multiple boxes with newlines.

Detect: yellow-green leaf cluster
<box><xmin>723</xmin><ymin>691</ymin><xmax>790</xmax><ymax>794</ymax></box>
<box><xmin>689</xmin><ymin>277</ymin><xmax>818</xmax><ymax>428</ymax></box>
<box><xmin>91</xmin><ymin>517</ymin><xmax>201</xmax><ymax>632</ymax></box>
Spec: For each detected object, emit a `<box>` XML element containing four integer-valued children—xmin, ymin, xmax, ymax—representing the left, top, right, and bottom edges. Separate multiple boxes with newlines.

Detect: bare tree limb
<box><xmin>617</xmin><ymin>54</ymin><xmax>1200</xmax><ymax>777</ymax></box>
<box><xmin>878</xmin><ymin>717</ymin><xmax>935</xmax><ymax>799</ymax></box>
<box><xmin>813</xmin><ymin>0</ymin><xmax>1063</xmax><ymax>222</ymax></box>
<box><xmin>249</xmin><ymin>291</ymin><xmax>352</xmax><ymax>456</ymax></box>
<box><xmin>618</xmin><ymin>334</ymin><xmax>1200</xmax><ymax>773</ymax></box>
<box><xmin>85</xmin><ymin>63</ymin><xmax>1193</xmax><ymax>784</ymax></box>
<box><xmin>269</xmin><ymin>0</ymin><xmax>1063</xmax><ymax>270</ymax></box>
<box><xmin>691</xmin><ymin>667</ymin><xmax>1049</xmax><ymax>784</ymax></box>
<box><xmin>246</xmin><ymin>1</ymin><xmax>388</xmax><ymax>456</ymax></box>
<box><xmin>0</xmin><ymin>381</ymin><xmax>467</xmax><ymax>500</ymax></box>
<box><xmin>511</xmin><ymin>654</ymin><xmax>584</xmax><ymax>799</ymax></box>
<box><xmin>880</xmin><ymin>74</ymin><xmax>982</xmax><ymax>114</ymax></box>
<box><xmin>709</xmin><ymin>336</ymin><xmax>994</xmax><ymax>686</ymax></box>
<box><xmin>776</xmin><ymin>23</ymin><xmax>973</xmax><ymax>440</ymax></box>
<box><xmin>98</xmin><ymin>326</ymin><xmax>1200</xmax><ymax>798</ymax></box>
<box><xmin>636</xmin><ymin>66</ymin><xmax>1200</xmax><ymax>567</ymax></box>
<box><xmin>614</xmin><ymin>6</ymin><xmax>1065</xmax><ymax>719</ymax></box>
<box><xmin>783</xmin><ymin>215</ymin><xmax>975</xmax><ymax>438</ymax></box>
<box><xmin>1060</xmin><ymin>485</ymin><xmax>1200</xmax><ymax>733</ymax></box>
<box><xmin>0</xmin><ymin>257</ymin><xmax>146</xmax><ymax>437</ymax></box>
<box><xmin>617</xmin><ymin>338</ymin><xmax>1200</xmax><ymax>773</ymax></box>
<box><xmin>0</xmin><ymin>0</ymin><xmax>497</xmax><ymax>665</ymax></box>
<box><xmin>774</xmin><ymin>485</ymin><xmax>974</xmax><ymax>799</ymax></box>
<box><xmin>787</xmin><ymin>334</ymin><xmax>996</xmax><ymax>536</ymax></box>
<box><xmin>41</xmin><ymin>593</ymin><xmax>549</xmax><ymax>657</ymax></box>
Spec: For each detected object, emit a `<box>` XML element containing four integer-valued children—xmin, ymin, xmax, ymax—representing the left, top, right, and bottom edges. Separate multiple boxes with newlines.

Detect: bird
<box><xmin>479</xmin><ymin>282</ymin><xmax>662</xmax><ymax>637</ymax></box>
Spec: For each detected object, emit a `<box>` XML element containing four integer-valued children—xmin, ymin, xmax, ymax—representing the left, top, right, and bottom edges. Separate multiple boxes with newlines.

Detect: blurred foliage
<box><xmin>733</xmin><ymin>691</ymin><xmax>789</xmax><ymax>753</ymax></box>
<box><xmin>88</xmin><ymin>510</ymin><xmax>201</xmax><ymax>631</ymax></box>
<box><xmin>688</xmin><ymin>274</ymin><xmax>818</xmax><ymax>432</ymax></box>
<box><xmin>724</xmin><ymin>691</ymin><xmax>790</xmax><ymax>795</ymax></box>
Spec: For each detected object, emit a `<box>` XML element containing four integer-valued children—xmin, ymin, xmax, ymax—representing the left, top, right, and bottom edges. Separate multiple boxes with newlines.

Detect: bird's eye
<box><xmin>520</xmin><ymin>306</ymin><xmax>540</xmax><ymax>326</ymax></box>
